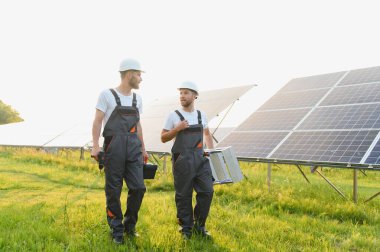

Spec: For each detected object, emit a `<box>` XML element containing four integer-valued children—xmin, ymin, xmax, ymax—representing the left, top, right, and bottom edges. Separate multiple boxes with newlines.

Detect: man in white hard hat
<box><xmin>161</xmin><ymin>81</ymin><xmax>214</xmax><ymax>240</ymax></box>
<box><xmin>91</xmin><ymin>58</ymin><xmax>148</xmax><ymax>244</ymax></box>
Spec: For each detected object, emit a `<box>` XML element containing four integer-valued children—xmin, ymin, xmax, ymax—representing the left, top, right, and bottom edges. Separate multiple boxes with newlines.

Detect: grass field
<box><xmin>0</xmin><ymin>147</ymin><xmax>379</xmax><ymax>251</ymax></box>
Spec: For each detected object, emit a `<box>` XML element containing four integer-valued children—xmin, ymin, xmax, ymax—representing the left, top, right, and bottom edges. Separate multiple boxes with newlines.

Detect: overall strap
<box><xmin>132</xmin><ymin>93</ymin><xmax>137</xmax><ymax>107</ymax></box>
<box><xmin>109</xmin><ymin>89</ymin><xmax>121</xmax><ymax>106</ymax></box>
<box><xmin>197</xmin><ymin>110</ymin><xmax>202</xmax><ymax>125</ymax></box>
<box><xmin>175</xmin><ymin>110</ymin><xmax>185</xmax><ymax>121</ymax></box>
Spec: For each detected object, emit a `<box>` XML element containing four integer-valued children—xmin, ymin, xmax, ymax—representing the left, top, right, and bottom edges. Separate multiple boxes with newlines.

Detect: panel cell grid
<box><xmin>278</xmin><ymin>71</ymin><xmax>345</xmax><ymax>93</ymax></box>
<box><xmin>298</xmin><ymin>104</ymin><xmax>380</xmax><ymax>130</ymax></box>
<box><xmin>237</xmin><ymin>108</ymin><xmax>310</xmax><ymax>131</ymax></box>
<box><xmin>218</xmin><ymin>132</ymin><xmax>289</xmax><ymax>158</ymax></box>
<box><xmin>258</xmin><ymin>88</ymin><xmax>329</xmax><ymax>111</ymax></box>
<box><xmin>365</xmin><ymin>139</ymin><xmax>380</xmax><ymax>164</ymax></box>
<box><xmin>271</xmin><ymin>130</ymin><xmax>379</xmax><ymax>163</ymax></box>
<box><xmin>321</xmin><ymin>82</ymin><xmax>380</xmax><ymax>106</ymax></box>
<box><xmin>339</xmin><ymin>66</ymin><xmax>380</xmax><ymax>86</ymax></box>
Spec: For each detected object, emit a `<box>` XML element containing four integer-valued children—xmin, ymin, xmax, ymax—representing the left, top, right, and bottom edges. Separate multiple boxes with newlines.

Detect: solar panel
<box><xmin>338</xmin><ymin>66</ymin><xmax>380</xmax><ymax>86</ymax></box>
<box><xmin>43</xmin><ymin>123</ymin><xmax>93</xmax><ymax>148</ymax></box>
<box><xmin>257</xmin><ymin>88</ymin><xmax>329</xmax><ymax>111</ymax></box>
<box><xmin>278</xmin><ymin>71</ymin><xmax>345</xmax><ymax>93</ymax></box>
<box><xmin>0</xmin><ymin>121</ymin><xmax>68</xmax><ymax>147</ymax></box>
<box><xmin>237</xmin><ymin>108</ymin><xmax>310</xmax><ymax>131</ymax></box>
<box><xmin>210</xmin><ymin>127</ymin><xmax>235</xmax><ymax>143</ymax></box>
<box><xmin>218</xmin><ymin>131</ymin><xmax>289</xmax><ymax>158</ymax></box>
<box><xmin>321</xmin><ymin>82</ymin><xmax>380</xmax><ymax>106</ymax></box>
<box><xmin>218</xmin><ymin>65</ymin><xmax>380</xmax><ymax>167</ymax></box>
<box><xmin>298</xmin><ymin>104</ymin><xmax>380</xmax><ymax>130</ymax></box>
<box><xmin>271</xmin><ymin>130</ymin><xmax>378</xmax><ymax>163</ymax></box>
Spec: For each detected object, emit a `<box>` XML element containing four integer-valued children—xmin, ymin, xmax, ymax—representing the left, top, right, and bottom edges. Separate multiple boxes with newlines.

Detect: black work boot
<box><xmin>113</xmin><ymin>236</ymin><xmax>124</xmax><ymax>245</ymax></box>
<box><xmin>124</xmin><ymin>227</ymin><xmax>139</xmax><ymax>237</ymax></box>
<box><xmin>193</xmin><ymin>226</ymin><xmax>212</xmax><ymax>239</ymax></box>
<box><xmin>180</xmin><ymin>227</ymin><xmax>192</xmax><ymax>240</ymax></box>
<box><xmin>124</xmin><ymin>223</ymin><xmax>140</xmax><ymax>238</ymax></box>
<box><xmin>126</xmin><ymin>230</ymin><xmax>140</xmax><ymax>237</ymax></box>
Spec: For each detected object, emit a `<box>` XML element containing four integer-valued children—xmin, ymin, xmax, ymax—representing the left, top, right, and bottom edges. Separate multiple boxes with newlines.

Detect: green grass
<box><xmin>0</xmin><ymin>147</ymin><xmax>379</xmax><ymax>251</ymax></box>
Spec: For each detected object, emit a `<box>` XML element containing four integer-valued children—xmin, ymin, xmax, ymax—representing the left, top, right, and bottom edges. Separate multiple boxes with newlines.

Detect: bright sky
<box><xmin>1</xmin><ymin>0</ymin><xmax>380</xmax><ymax>129</ymax></box>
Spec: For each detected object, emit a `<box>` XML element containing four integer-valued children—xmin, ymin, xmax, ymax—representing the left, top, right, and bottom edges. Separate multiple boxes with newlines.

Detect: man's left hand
<box><xmin>143</xmin><ymin>151</ymin><xmax>149</xmax><ymax>164</ymax></box>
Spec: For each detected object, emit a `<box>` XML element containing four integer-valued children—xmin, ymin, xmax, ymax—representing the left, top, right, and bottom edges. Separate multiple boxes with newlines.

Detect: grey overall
<box><xmin>103</xmin><ymin>89</ymin><xmax>146</xmax><ymax>238</ymax></box>
<box><xmin>171</xmin><ymin>110</ymin><xmax>214</xmax><ymax>231</ymax></box>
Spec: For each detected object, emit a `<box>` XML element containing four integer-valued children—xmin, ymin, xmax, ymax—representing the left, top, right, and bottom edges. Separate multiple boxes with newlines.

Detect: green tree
<box><xmin>0</xmin><ymin>100</ymin><xmax>24</xmax><ymax>125</ymax></box>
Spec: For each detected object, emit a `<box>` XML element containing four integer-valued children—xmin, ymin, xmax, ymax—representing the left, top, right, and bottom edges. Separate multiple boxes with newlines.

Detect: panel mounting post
<box><xmin>353</xmin><ymin>169</ymin><xmax>358</xmax><ymax>203</ymax></box>
<box><xmin>163</xmin><ymin>155</ymin><xmax>167</xmax><ymax>174</ymax></box>
<box><xmin>267</xmin><ymin>163</ymin><xmax>272</xmax><ymax>192</ymax></box>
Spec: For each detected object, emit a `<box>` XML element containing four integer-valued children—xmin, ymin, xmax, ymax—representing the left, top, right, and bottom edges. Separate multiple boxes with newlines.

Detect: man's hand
<box><xmin>175</xmin><ymin>120</ymin><xmax>189</xmax><ymax>131</ymax></box>
<box><xmin>91</xmin><ymin>147</ymin><xmax>101</xmax><ymax>161</ymax></box>
<box><xmin>161</xmin><ymin>120</ymin><xmax>189</xmax><ymax>143</ymax></box>
<box><xmin>143</xmin><ymin>151</ymin><xmax>149</xmax><ymax>164</ymax></box>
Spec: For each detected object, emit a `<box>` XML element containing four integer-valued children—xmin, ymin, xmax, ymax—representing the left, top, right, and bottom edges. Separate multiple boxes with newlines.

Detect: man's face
<box><xmin>128</xmin><ymin>71</ymin><xmax>142</xmax><ymax>89</ymax></box>
<box><xmin>179</xmin><ymin>89</ymin><xmax>197</xmax><ymax>107</ymax></box>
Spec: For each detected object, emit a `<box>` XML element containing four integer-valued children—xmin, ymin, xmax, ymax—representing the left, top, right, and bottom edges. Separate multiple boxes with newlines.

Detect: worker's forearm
<box><xmin>205</xmin><ymin>134</ymin><xmax>214</xmax><ymax>149</ymax></box>
<box><xmin>161</xmin><ymin>128</ymin><xmax>179</xmax><ymax>143</ymax></box>
<box><xmin>137</xmin><ymin>123</ymin><xmax>146</xmax><ymax>151</ymax></box>
<box><xmin>92</xmin><ymin>121</ymin><xmax>102</xmax><ymax>149</ymax></box>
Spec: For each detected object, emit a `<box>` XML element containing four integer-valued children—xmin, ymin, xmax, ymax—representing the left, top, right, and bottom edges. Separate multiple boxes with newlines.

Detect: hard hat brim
<box><xmin>178</xmin><ymin>88</ymin><xmax>198</xmax><ymax>94</ymax></box>
<box><xmin>119</xmin><ymin>69</ymin><xmax>145</xmax><ymax>73</ymax></box>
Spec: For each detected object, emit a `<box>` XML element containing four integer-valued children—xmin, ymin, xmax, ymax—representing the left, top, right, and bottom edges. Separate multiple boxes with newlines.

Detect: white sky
<box><xmin>1</xmin><ymin>0</ymin><xmax>380</xmax><ymax>129</ymax></box>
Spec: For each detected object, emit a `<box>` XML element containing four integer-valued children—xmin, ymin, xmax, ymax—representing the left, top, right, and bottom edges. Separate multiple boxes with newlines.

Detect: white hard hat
<box><xmin>119</xmin><ymin>58</ymin><xmax>144</xmax><ymax>72</ymax></box>
<box><xmin>178</xmin><ymin>81</ymin><xmax>199</xmax><ymax>94</ymax></box>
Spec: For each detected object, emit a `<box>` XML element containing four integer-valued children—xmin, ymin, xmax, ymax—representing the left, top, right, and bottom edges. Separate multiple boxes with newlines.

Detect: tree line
<box><xmin>0</xmin><ymin>100</ymin><xmax>23</xmax><ymax>125</ymax></box>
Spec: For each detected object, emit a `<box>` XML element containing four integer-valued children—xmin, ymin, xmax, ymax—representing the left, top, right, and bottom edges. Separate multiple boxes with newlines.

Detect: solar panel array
<box><xmin>218</xmin><ymin>66</ymin><xmax>380</xmax><ymax>166</ymax></box>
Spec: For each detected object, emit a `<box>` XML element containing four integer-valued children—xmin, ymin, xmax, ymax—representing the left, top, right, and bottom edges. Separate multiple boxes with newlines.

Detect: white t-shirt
<box><xmin>96</xmin><ymin>89</ymin><xmax>143</xmax><ymax>126</ymax></box>
<box><xmin>163</xmin><ymin>108</ymin><xmax>208</xmax><ymax>131</ymax></box>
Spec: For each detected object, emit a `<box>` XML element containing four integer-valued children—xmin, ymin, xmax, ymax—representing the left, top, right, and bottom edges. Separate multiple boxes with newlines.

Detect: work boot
<box><xmin>180</xmin><ymin>227</ymin><xmax>192</xmax><ymax>240</ymax></box>
<box><xmin>193</xmin><ymin>226</ymin><xmax>212</xmax><ymax>239</ymax></box>
<box><xmin>125</xmin><ymin>228</ymin><xmax>140</xmax><ymax>237</ymax></box>
<box><xmin>112</xmin><ymin>236</ymin><xmax>124</xmax><ymax>245</ymax></box>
